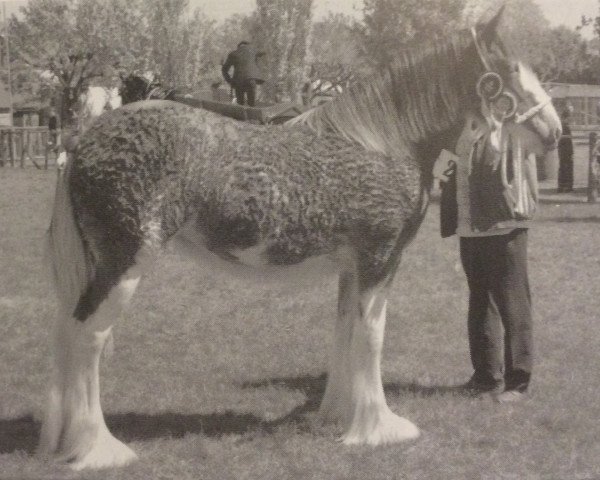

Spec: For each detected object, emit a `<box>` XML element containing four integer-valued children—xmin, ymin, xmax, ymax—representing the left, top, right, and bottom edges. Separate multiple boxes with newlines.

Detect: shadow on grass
<box><xmin>0</xmin><ymin>374</ymin><xmax>463</xmax><ymax>455</ymax></box>
<box><xmin>537</xmin><ymin>216</ymin><xmax>600</xmax><ymax>223</ymax></box>
<box><xmin>538</xmin><ymin>187</ymin><xmax>592</xmax><ymax>205</ymax></box>
<box><xmin>0</xmin><ymin>415</ymin><xmax>39</xmax><ymax>454</ymax></box>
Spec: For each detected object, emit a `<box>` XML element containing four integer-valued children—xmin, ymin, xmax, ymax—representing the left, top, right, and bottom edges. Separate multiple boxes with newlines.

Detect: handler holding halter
<box><xmin>439</xmin><ymin>34</ymin><xmax>554</xmax><ymax>403</ymax></box>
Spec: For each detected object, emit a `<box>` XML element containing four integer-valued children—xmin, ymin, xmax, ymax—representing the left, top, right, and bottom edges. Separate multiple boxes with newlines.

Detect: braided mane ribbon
<box><xmin>500</xmin><ymin>133</ymin><xmax>538</xmax><ymax>219</ymax></box>
<box><xmin>454</xmin><ymin>114</ymin><xmax>537</xmax><ymax>225</ymax></box>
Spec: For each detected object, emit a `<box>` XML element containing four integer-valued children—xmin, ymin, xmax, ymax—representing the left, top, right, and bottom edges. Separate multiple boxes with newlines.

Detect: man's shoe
<box><xmin>461</xmin><ymin>377</ymin><xmax>504</xmax><ymax>397</ymax></box>
<box><xmin>495</xmin><ymin>389</ymin><xmax>527</xmax><ymax>403</ymax></box>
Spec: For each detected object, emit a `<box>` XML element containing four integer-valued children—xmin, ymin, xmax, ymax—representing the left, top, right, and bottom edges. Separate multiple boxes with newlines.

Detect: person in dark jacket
<box><xmin>48</xmin><ymin>108</ymin><xmax>59</xmax><ymax>153</ymax></box>
<box><xmin>221</xmin><ymin>41</ymin><xmax>265</xmax><ymax>107</ymax></box>
<box><xmin>439</xmin><ymin>115</ymin><xmax>540</xmax><ymax>403</ymax></box>
<box><xmin>557</xmin><ymin>109</ymin><xmax>574</xmax><ymax>193</ymax></box>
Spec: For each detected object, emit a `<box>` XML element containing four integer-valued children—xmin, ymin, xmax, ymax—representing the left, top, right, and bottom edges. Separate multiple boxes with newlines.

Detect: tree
<box><xmin>8</xmin><ymin>0</ymin><xmax>222</xmax><ymax>125</ymax></box>
<box><xmin>355</xmin><ymin>0</ymin><xmax>466</xmax><ymax>67</ymax></box>
<box><xmin>9</xmin><ymin>0</ymin><xmax>148</xmax><ymax>126</ymax></box>
<box><xmin>305</xmin><ymin>13</ymin><xmax>363</xmax><ymax>104</ymax></box>
<box><xmin>465</xmin><ymin>0</ymin><xmax>600</xmax><ymax>84</ymax></box>
<box><xmin>144</xmin><ymin>0</ymin><xmax>219</xmax><ymax>89</ymax></box>
<box><xmin>535</xmin><ymin>26</ymin><xmax>599</xmax><ymax>83</ymax></box>
<box><xmin>253</xmin><ymin>0</ymin><xmax>313</xmax><ymax>102</ymax></box>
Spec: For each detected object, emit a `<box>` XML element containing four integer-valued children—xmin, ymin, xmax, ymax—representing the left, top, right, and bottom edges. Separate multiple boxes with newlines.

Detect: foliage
<box><xmin>306</xmin><ymin>13</ymin><xmax>365</xmax><ymax>104</ymax></box>
<box><xmin>354</xmin><ymin>0</ymin><xmax>466</xmax><ymax>67</ymax></box>
<box><xmin>254</xmin><ymin>0</ymin><xmax>313</xmax><ymax>102</ymax></box>
<box><xmin>144</xmin><ymin>0</ymin><xmax>219</xmax><ymax>90</ymax></box>
<box><xmin>535</xmin><ymin>26</ymin><xmax>600</xmax><ymax>83</ymax></box>
<box><xmin>464</xmin><ymin>0</ymin><xmax>600</xmax><ymax>84</ymax></box>
<box><xmin>310</xmin><ymin>13</ymin><xmax>360</xmax><ymax>69</ymax></box>
<box><xmin>8</xmin><ymin>0</ymin><xmax>218</xmax><ymax>126</ymax></box>
<box><xmin>9</xmin><ymin>0</ymin><xmax>148</xmax><ymax>126</ymax></box>
<box><xmin>7</xmin><ymin>0</ymin><xmax>600</xmax><ymax>119</ymax></box>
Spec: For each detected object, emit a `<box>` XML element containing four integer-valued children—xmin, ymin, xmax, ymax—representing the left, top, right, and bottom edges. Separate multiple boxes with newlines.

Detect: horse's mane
<box><xmin>290</xmin><ymin>29</ymin><xmax>499</xmax><ymax>156</ymax></box>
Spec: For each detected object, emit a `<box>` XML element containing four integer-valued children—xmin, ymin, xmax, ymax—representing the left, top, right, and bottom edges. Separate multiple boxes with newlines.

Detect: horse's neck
<box><xmin>292</xmin><ymin>35</ymin><xmax>477</xmax><ymax>160</ymax></box>
<box><xmin>411</xmin><ymin>124</ymin><xmax>461</xmax><ymax>184</ymax></box>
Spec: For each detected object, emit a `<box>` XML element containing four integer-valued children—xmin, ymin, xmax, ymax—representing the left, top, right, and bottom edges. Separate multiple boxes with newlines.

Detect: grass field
<box><xmin>1</xmin><ymin>146</ymin><xmax>599</xmax><ymax>480</ymax></box>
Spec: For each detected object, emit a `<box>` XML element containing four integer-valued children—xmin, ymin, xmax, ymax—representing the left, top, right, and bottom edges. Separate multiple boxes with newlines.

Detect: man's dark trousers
<box><xmin>459</xmin><ymin>228</ymin><xmax>533</xmax><ymax>392</ymax></box>
<box><xmin>234</xmin><ymin>79</ymin><xmax>257</xmax><ymax>107</ymax></box>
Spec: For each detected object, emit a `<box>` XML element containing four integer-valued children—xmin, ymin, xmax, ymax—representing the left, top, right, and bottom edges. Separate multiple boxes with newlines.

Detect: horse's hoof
<box><xmin>341</xmin><ymin>410</ymin><xmax>420</xmax><ymax>446</ymax></box>
<box><xmin>61</xmin><ymin>433</ymin><xmax>138</xmax><ymax>471</ymax></box>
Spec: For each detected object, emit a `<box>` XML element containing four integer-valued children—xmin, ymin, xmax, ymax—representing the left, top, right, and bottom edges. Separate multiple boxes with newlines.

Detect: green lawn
<box><xmin>1</xmin><ymin>147</ymin><xmax>599</xmax><ymax>479</ymax></box>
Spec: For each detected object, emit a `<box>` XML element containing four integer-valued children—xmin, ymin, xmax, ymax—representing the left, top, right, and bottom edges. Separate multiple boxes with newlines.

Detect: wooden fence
<box><xmin>0</xmin><ymin>127</ymin><xmax>58</xmax><ymax>169</ymax></box>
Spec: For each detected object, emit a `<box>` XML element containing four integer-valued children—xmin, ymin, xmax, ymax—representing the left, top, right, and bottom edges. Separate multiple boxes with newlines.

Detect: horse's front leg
<box><xmin>321</xmin><ymin>269</ymin><xmax>420</xmax><ymax>445</ymax></box>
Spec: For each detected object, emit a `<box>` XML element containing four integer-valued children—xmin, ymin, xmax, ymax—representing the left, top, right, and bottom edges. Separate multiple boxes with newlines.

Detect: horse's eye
<box><xmin>511</xmin><ymin>62</ymin><xmax>520</xmax><ymax>73</ymax></box>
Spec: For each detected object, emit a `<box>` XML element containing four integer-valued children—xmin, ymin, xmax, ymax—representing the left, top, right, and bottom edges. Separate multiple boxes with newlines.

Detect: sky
<box><xmin>0</xmin><ymin>0</ymin><xmax>598</xmax><ymax>34</ymax></box>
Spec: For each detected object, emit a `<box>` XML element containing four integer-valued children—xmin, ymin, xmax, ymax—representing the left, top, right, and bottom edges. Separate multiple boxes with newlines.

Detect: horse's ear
<box><xmin>478</xmin><ymin>4</ymin><xmax>506</xmax><ymax>46</ymax></box>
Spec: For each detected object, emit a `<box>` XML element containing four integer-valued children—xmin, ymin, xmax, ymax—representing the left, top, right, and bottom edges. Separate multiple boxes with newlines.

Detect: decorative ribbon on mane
<box><xmin>462</xmin><ymin>27</ymin><xmax>546</xmax><ymax>222</ymax></box>
<box><xmin>448</xmin><ymin>110</ymin><xmax>537</xmax><ymax>237</ymax></box>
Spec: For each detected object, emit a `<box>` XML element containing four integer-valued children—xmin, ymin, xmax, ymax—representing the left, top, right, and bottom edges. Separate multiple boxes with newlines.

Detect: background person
<box><xmin>557</xmin><ymin>108</ymin><xmax>574</xmax><ymax>193</ymax></box>
<box><xmin>47</xmin><ymin>107</ymin><xmax>59</xmax><ymax>153</ymax></box>
<box><xmin>221</xmin><ymin>41</ymin><xmax>265</xmax><ymax>107</ymax></box>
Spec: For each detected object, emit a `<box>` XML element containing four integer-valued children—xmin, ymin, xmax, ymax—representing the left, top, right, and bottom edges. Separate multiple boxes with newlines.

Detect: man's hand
<box><xmin>433</xmin><ymin>149</ymin><xmax>459</xmax><ymax>182</ymax></box>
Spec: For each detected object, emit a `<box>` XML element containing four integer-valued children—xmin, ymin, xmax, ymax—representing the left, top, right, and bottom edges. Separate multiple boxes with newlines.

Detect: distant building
<box><xmin>546</xmin><ymin>82</ymin><xmax>600</xmax><ymax>130</ymax></box>
<box><xmin>12</xmin><ymin>93</ymin><xmax>42</xmax><ymax>127</ymax></box>
<box><xmin>0</xmin><ymin>79</ymin><xmax>11</xmax><ymax>126</ymax></box>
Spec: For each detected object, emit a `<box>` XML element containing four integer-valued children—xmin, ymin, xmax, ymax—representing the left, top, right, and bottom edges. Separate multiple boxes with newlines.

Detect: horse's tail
<box><xmin>45</xmin><ymin>159</ymin><xmax>92</xmax><ymax>318</ymax></box>
<box><xmin>40</xmin><ymin>160</ymin><xmax>117</xmax><ymax>459</ymax></box>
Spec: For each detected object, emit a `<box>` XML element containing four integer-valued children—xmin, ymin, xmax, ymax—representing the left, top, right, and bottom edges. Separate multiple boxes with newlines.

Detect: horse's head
<box><xmin>469</xmin><ymin>8</ymin><xmax>561</xmax><ymax>152</ymax></box>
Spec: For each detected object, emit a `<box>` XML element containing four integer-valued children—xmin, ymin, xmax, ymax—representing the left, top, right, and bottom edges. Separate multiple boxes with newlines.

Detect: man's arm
<box><xmin>222</xmin><ymin>53</ymin><xmax>234</xmax><ymax>84</ymax></box>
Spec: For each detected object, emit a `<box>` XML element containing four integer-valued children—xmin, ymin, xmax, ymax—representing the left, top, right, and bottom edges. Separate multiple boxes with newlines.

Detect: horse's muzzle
<box><xmin>543</xmin><ymin>127</ymin><xmax>561</xmax><ymax>150</ymax></box>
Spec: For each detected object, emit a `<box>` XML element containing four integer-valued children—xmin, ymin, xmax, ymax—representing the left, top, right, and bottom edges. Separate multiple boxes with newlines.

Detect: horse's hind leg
<box><xmin>39</xmin><ymin>250</ymin><xmax>150</xmax><ymax>470</ymax></box>
<box><xmin>321</xmin><ymin>269</ymin><xmax>420</xmax><ymax>445</ymax></box>
<box><xmin>319</xmin><ymin>270</ymin><xmax>357</xmax><ymax>422</ymax></box>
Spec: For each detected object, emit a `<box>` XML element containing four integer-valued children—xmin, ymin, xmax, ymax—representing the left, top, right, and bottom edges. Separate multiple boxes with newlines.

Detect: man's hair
<box><xmin>238</xmin><ymin>41</ymin><xmax>249</xmax><ymax>48</ymax></box>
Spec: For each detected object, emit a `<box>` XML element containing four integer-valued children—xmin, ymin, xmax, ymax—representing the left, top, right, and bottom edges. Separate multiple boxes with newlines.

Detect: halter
<box><xmin>470</xmin><ymin>27</ymin><xmax>552</xmax><ymax>125</ymax></box>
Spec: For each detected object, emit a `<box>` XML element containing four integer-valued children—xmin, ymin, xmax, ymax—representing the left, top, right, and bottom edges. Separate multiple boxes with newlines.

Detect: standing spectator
<box><xmin>221</xmin><ymin>41</ymin><xmax>265</xmax><ymax>107</ymax></box>
<box><xmin>557</xmin><ymin>109</ymin><xmax>574</xmax><ymax>193</ymax></box>
<box><xmin>48</xmin><ymin>107</ymin><xmax>59</xmax><ymax>151</ymax></box>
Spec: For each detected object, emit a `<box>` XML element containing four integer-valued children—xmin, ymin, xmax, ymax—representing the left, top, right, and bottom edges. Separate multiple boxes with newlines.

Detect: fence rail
<box><xmin>0</xmin><ymin>127</ymin><xmax>57</xmax><ymax>169</ymax></box>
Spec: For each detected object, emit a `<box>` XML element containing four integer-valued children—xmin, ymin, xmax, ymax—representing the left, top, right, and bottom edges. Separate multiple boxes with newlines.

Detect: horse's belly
<box><xmin>170</xmin><ymin>218</ymin><xmax>348</xmax><ymax>284</ymax></box>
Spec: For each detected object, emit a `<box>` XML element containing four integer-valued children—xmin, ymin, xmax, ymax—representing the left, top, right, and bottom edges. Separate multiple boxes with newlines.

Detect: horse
<box><xmin>302</xmin><ymin>78</ymin><xmax>345</xmax><ymax>107</ymax></box>
<box><xmin>119</xmin><ymin>72</ymin><xmax>179</xmax><ymax>105</ymax></box>
<box><xmin>39</xmin><ymin>9</ymin><xmax>561</xmax><ymax>470</ymax></box>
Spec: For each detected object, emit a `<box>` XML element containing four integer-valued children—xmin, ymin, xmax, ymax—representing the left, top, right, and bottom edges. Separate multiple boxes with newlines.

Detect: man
<box><xmin>439</xmin><ymin>115</ymin><xmax>539</xmax><ymax>403</ymax></box>
<box><xmin>557</xmin><ymin>108</ymin><xmax>574</xmax><ymax>193</ymax></box>
<box><xmin>48</xmin><ymin>107</ymin><xmax>59</xmax><ymax>153</ymax></box>
<box><xmin>221</xmin><ymin>41</ymin><xmax>265</xmax><ymax>107</ymax></box>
